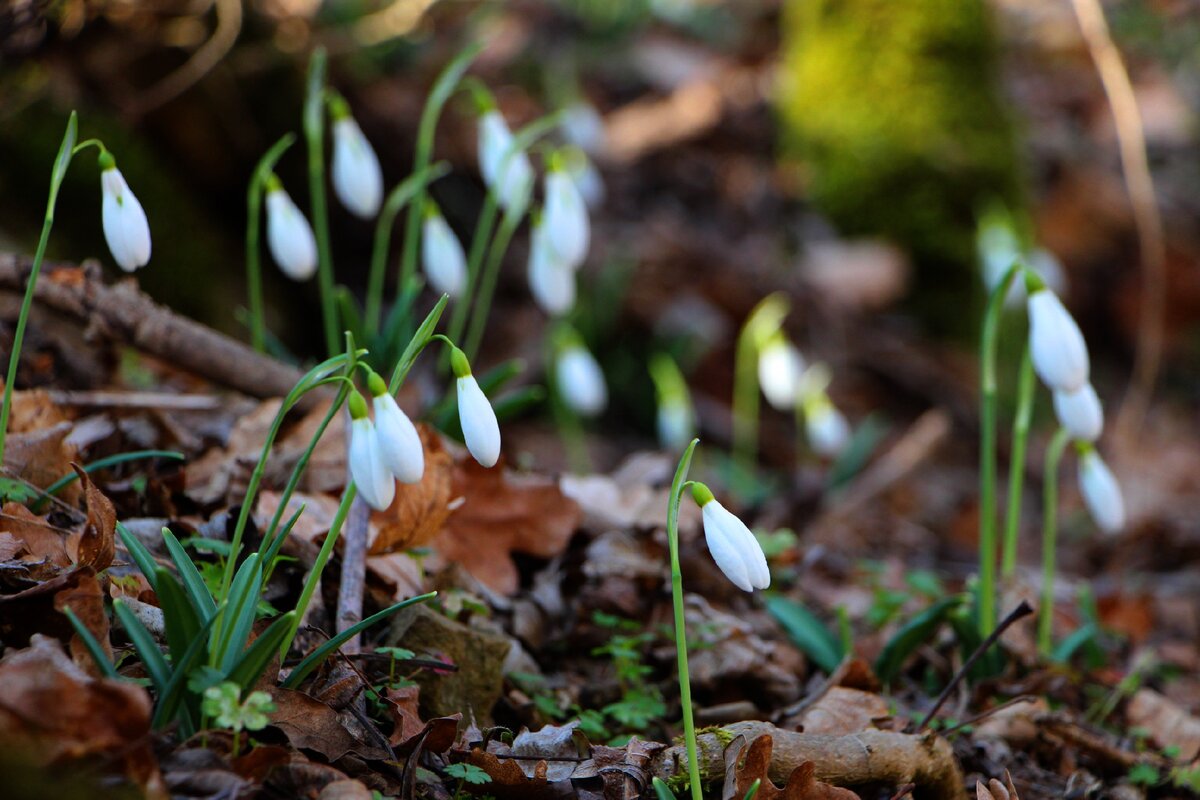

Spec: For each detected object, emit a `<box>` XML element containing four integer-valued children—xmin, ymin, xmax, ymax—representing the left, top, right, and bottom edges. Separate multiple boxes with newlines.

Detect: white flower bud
<box><xmin>657</xmin><ymin>401</ymin><xmax>695</xmax><ymax>452</ymax></box>
<box><xmin>478</xmin><ymin>110</ymin><xmax>534</xmax><ymax>212</ymax></box>
<box><xmin>556</xmin><ymin>343</ymin><xmax>607</xmax><ymax>417</ymax></box>
<box><xmin>265</xmin><ymin>186</ymin><xmax>318</xmax><ymax>281</ymax></box>
<box><xmin>528</xmin><ymin>217</ymin><xmax>575</xmax><ymax>315</ymax></box>
<box><xmin>331</xmin><ymin>117</ymin><xmax>383</xmax><ymax>219</ymax></box>
<box><xmin>372</xmin><ymin>391</ymin><xmax>424</xmax><ymax>484</ymax></box>
<box><xmin>457</xmin><ymin>374</ymin><xmax>501</xmax><ymax>468</ymax></box>
<box><xmin>1028</xmin><ymin>289</ymin><xmax>1089</xmax><ymax>392</ymax></box>
<box><xmin>542</xmin><ymin>169</ymin><xmax>590</xmax><ymax>270</ymax></box>
<box><xmin>693</xmin><ymin>486</ymin><xmax>770</xmax><ymax>592</ymax></box>
<box><xmin>100</xmin><ymin>165</ymin><xmax>151</xmax><ymax>271</ymax></box>
<box><xmin>1078</xmin><ymin>449</ymin><xmax>1125</xmax><ymax>533</ymax></box>
<box><xmin>805</xmin><ymin>400</ymin><xmax>850</xmax><ymax>458</ymax></box>
<box><xmin>1053</xmin><ymin>383</ymin><xmax>1103</xmax><ymax>443</ymax></box>
<box><xmin>349</xmin><ymin>417</ymin><xmax>395</xmax><ymax>511</ymax></box>
<box><xmin>758</xmin><ymin>338</ymin><xmax>807</xmax><ymax>411</ymax></box>
<box><xmin>421</xmin><ymin>210</ymin><xmax>467</xmax><ymax>297</ymax></box>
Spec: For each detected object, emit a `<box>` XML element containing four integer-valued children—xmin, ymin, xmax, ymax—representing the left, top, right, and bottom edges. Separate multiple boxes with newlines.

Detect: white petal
<box><xmin>478</xmin><ymin>111</ymin><xmax>534</xmax><ymax>212</ymax></box>
<box><xmin>657</xmin><ymin>402</ymin><xmax>694</xmax><ymax>451</ymax></box>
<box><xmin>528</xmin><ymin>221</ymin><xmax>576</xmax><ymax>315</ymax></box>
<box><xmin>457</xmin><ymin>375</ymin><xmax>501</xmax><ymax>467</ymax></box>
<box><xmin>702</xmin><ymin>501</ymin><xmax>770</xmax><ymax>591</ymax></box>
<box><xmin>349</xmin><ymin>418</ymin><xmax>395</xmax><ymax>511</ymax></box>
<box><xmin>1078</xmin><ymin>450</ymin><xmax>1125</xmax><ymax>533</ymax></box>
<box><xmin>806</xmin><ymin>403</ymin><xmax>850</xmax><ymax>457</ymax></box>
<box><xmin>758</xmin><ymin>340</ymin><xmax>806</xmax><ymax>411</ymax></box>
<box><xmin>542</xmin><ymin>171</ymin><xmax>590</xmax><ymax>270</ymax></box>
<box><xmin>421</xmin><ymin>214</ymin><xmax>468</xmax><ymax>297</ymax></box>
<box><xmin>567</xmin><ymin>155</ymin><xmax>605</xmax><ymax>209</ymax></box>
<box><xmin>1028</xmin><ymin>290</ymin><xmax>1089</xmax><ymax>392</ymax></box>
<box><xmin>556</xmin><ymin>345</ymin><xmax>607</xmax><ymax>417</ymax></box>
<box><xmin>266</xmin><ymin>189</ymin><xmax>318</xmax><ymax>281</ymax></box>
<box><xmin>100</xmin><ymin>168</ymin><xmax>151</xmax><ymax>271</ymax></box>
<box><xmin>560</xmin><ymin>102</ymin><xmax>606</xmax><ymax>156</ymax></box>
<box><xmin>1053</xmin><ymin>383</ymin><xmax>1104</xmax><ymax>442</ymax></box>
<box><xmin>331</xmin><ymin>118</ymin><xmax>383</xmax><ymax>219</ymax></box>
<box><xmin>373</xmin><ymin>394</ymin><xmax>425</xmax><ymax>484</ymax></box>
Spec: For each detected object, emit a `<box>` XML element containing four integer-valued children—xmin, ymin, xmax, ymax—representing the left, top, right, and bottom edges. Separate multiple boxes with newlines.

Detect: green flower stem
<box><xmin>398</xmin><ymin>43</ymin><xmax>483</xmax><ymax>295</ymax></box>
<box><xmin>666</xmin><ymin>439</ymin><xmax>703</xmax><ymax>800</ymax></box>
<box><xmin>283</xmin><ymin>480</ymin><xmax>357</xmax><ymax>656</ymax></box>
<box><xmin>366</xmin><ymin>162</ymin><xmax>450</xmax><ymax>332</ymax></box>
<box><xmin>1039</xmin><ymin>427</ymin><xmax>1070</xmax><ymax>657</ymax></box>
<box><xmin>978</xmin><ymin>262</ymin><xmax>1023</xmax><ymax>635</ymax></box>
<box><xmin>0</xmin><ymin>113</ymin><xmax>77</xmax><ymax>467</ymax></box>
<box><xmin>444</xmin><ymin>191</ymin><xmax>499</xmax><ymax>368</ymax></box>
<box><xmin>303</xmin><ymin>47</ymin><xmax>338</xmax><ymax>357</ymax></box>
<box><xmin>1001</xmin><ymin>343</ymin><xmax>1035</xmax><ymax>578</ymax></box>
<box><xmin>463</xmin><ymin>209</ymin><xmax>521</xmax><ymax>362</ymax></box>
<box><xmin>245</xmin><ymin>134</ymin><xmax>297</xmax><ymax>352</ymax></box>
<box><xmin>731</xmin><ymin>294</ymin><xmax>789</xmax><ymax>481</ymax></box>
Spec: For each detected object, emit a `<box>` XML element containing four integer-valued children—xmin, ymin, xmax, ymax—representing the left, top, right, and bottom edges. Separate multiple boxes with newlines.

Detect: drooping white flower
<box><xmin>368</xmin><ymin>372</ymin><xmax>424</xmax><ymax>484</ymax></box>
<box><xmin>1077</xmin><ymin>448</ymin><xmax>1125</xmax><ymax>533</ymax></box>
<box><xmin>1028</xmin><ymin>288</ymin><xmax>1089</xmax><ymax>393</ymax></box>
<box><xmin>804</xmin><ymin>396</ymin><xmax>850</xmax><ymax>458</ymax></box>
<box><xmin>451</xmin><ymin>346</ymin><xmax>501</xmax><ymax>468</ymax></box>
<box><xmin>542</xmin><ymin>166</ymin><xmax>590</xmax><ymax>270</ymax></box>
<box><xmin>348</xmin><ymin>393</ymin><xmax>394</xmax><ymax>511</ymax></box>
<box><xmin>99</xmin><ymin>154</ymin><xmax>151</xmax><ymax>272</ymax></box>
<box><xmin>478</xmin><ymin>109</ymin><xmax>534</xmax><ymax>212</ymax></box>
<box><xmin>555</xmin><ymin>341</ymin><xmax>607</xmax><ymax>417</ymax></box>
<box><xmin>331</xmin><ymin>116</ymin><xmax>383</xmax><ymax>219</ymax></box>
<box><xmin>265</xmin><ymin>179</ymin><xmax>318</xmax><ymax>281</ymax></box>
<box><xmin>1053</xmin><ymin>382</ymin><xmax>1104</xmax><ymax>443</ymax></box>
<box><xmin>758</xmin><ymin>336</ymin><xmax>807</xmax><ymax>411</ymax></box>
<box><xmin>421</xmin><ymin>206</ymin><xmax>467</xmax><ymax>297</ymax></box>
<box><xmin>692</xmin><ymin>483</ymin><xmax>770</xmax><ymax>592</ymax></box>
<box><xmin>560</xmin><ymin>101</ymin><xmax>606</xmax><ymax>156</ymax></box>
<box><xmin>566</xmin><ymin>152</ymin><xmax>605</xmax><ymax>209</ymax></box>
<box><xmin>657</xmin><ymin>401</ymin><xmax>695</xmax><ymax>452</ymax></box>
<box><xmin>978</xmin><ymin>214</ymin><xmax>1022</xmax><ymax>296</ymax></box>
<box><xmin>528</xmin><ymin>214</ymin><xmax>575</xmax><ymax>315</ymax></box>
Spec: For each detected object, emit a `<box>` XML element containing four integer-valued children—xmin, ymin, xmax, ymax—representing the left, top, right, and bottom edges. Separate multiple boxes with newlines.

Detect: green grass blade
<box><xmin>213</xmin><ymin>554</ymin><xmax>263</xmax><ymax>672</ymax></box>
<box><xmin>153</xmin><ymin>567</ymin><xmax>202</xmax><ymax>665</ymax></box>
<box><xmin>226</xmin><ymin>610</ymin><xmax>296</xmax><ymax>688</ymax></box>
<box><xmin>387</xmin><ymin>294</ymin><xmax>449</xmax><ymax>393</ymax></box>
<box><xmin>263</xmin><ymin>502</ymin><xmax>305</xmax><ymax>575</ymax></box>
<box><xmin>161</xmin><ymin>528</ymin><xmax>217</xmax><ymax>620</ymax></box>
<box><xmin>152</xmin><ymin>614</ymin><xmax>216</xmax><ymax>733</ymax></box>
<box><xmin>875</xmin><ymin>595</ymin><xmax>964</xmax><ymax>686</ymax></box>
<box><xmin>116</xmin><ymin>522</ymin><xmax>159</xmax><ymax>592</ymax></box>
<box><xmin>652</xmin><ymin>777</ymin><xmax>678</xmax><ymax>800</ymax></box>
<box><xmin>32</xmin><ymin>449</ymin><xmax>184</xmax><ymax>511</ymax></box>
<box><xmin>113</xmin><ymin>598</ymin><xmax>171</xmax><ymax>693</ymax></box>
<box><xmin>743</xmin><ymin>779</ymin><xmax>762</xmax><ymax>800</ymax></box>
<box><xmin>282</xmin><ymin>592</ymin><xmax>436</xmax><ymax>689</ymax></box>
<box><xmin>62</xmin><ymin>606</ymin><xmax>118</xmax><ymax>680</ymax></box>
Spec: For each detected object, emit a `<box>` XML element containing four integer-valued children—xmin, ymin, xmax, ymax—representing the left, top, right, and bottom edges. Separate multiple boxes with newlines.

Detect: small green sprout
<box><xmin>202</xmin><ymin>681</ymin><xmax>276</xmax><ymax>757</ymax></box>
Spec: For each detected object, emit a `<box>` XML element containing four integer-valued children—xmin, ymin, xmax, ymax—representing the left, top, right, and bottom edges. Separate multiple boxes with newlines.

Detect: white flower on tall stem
<box><xmin>421</xmin><ymin>202</ymin><xmax>467</xmax><ymax>297</ymax></box>
<box><xmin>649</xmin><ymin>354</ymin><xmax>695</xmax><ymax>452</ymax></box>
<box><xmin>450</xmin><ymin>345</ymin><xmax>501</xmax><ymax>468</ymax></box>
<box><xmin>542</xmin><ymin>154</ymin><xmax>590</xmax><ymax>271</ymax></box>
<box><xmin>690</xmin><ymin>482</ymin><xmax>770</xmax><ymax>592</ymax></box>
<box><xmin>1077</xmin><ymin>446</ymin><xmax>1125</xmax><ymax>533</ymax></box>
<box><xmin>367</xmin><ymin>371</ymin><xmax>424</xmax><ymax>484</ymax></box>
<box><xmin>1053</xmin><ymin>382</ymin><xmax>1103</xmax><ymax>443</ymax></box>
<box><xmin>565</xmin><ymin>149</ymin><xmax>605</xmax><ymax>209</ymax></box>
<box><xmin>528</xmin><ymin>211</ymin><xmax>575</xmax><ymax>315</ymax></box>
<box><xmin>554</xmin><ymin>334</ymin><xmax>607</xmax><ymax>417</ymax></box>
<box><xmin>560</xmin><ymin>101</ymin><xmax>606</xmax><ymax>156</ymax></box>
<box><xmin>757</xmin><ymin>334</ymin><xmax>806</xmax><ymax>412</ymax></box>
<box><xmin>98</xmin><ymin>151</ymin><xmax>151</xmax><ymax>271</ymax></box>
<box><xmin>347</xmin><ymin>392</ymin><xmax>395</xmax><ymax>511</ymax></box>
<box><xmin>478</xmin><ymin>109</ymin><xmax>534</xmax><ymax>212</ymax></box>
<box><xmin>1027</xmin><ymin>284</ymin><xmax>1089</xmax><ymax>393</ymax></box>
<box><xmin>803</xmin><ymin>392</ymin><xmax>850</xmax><ymax>458</ymax></box>
<box><xmin>329</xmin><ymin>98</ymin><xmax>383</xmax><ymax>219</ymax></box>
<box><xmin>264</xmin><ymin>175</ymin><xmax>318</xmax><ymax>281</ymax></box>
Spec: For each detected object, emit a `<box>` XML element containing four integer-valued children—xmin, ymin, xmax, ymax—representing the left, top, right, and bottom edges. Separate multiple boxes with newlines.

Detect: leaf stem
<box><xmin>1002</xmin><ymin>343</ymin><xmax>1035</xmax><ymax>578</ymax></box>
<box><xmin>1039</xmin><ymin>427</ymin><xmax>1070</xmax><ymax>656</ymax></box>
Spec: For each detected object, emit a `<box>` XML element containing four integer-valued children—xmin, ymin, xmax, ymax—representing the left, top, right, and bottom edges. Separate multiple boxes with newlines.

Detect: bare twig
<box><xmin>335</xmin><ymin>489</ymin><xmax>371</xmax><ymax>653</ymax></box>
<box><xmin>1070</xmin><ymin>0</ymin><xmax>1166</xmax><ymax>442</ymax></box>
<box><xmin>44</xmin><ymin>390</ymin><xmax>222</xmax><ymax>410</ymax></box>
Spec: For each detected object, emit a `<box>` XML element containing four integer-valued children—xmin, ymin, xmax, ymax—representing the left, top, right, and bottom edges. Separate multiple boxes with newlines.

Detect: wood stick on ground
<box><xmin>335</xmin><ymin>492</ymin><xmax>371</xmax><ymax>654</ymax></box>
<box><xmin>652</xmin><ymin>722</ymin><xmax>963</xmax><ymax>800</ymax></box>
<box><xmin>0</xmin><ymin>254</ymin><xmax>305</xmax><ymax>399</ymax></box>
<box><xmin>1070</xmin><ymin>0</ymin><xmax>1166</xmax><ymax>443</ymax></box>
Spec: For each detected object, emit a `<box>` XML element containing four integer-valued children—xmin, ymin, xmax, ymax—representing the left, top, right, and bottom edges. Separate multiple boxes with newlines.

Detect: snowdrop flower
<box><xmin>368</xmin><ymin>371</ymin><xmax>424</xmax><ymax>484</ymax></box>
<box><xmin>329</xmin><ymin>98</ymin><xmax>383</xmax><ymax>219</ymax></box>
<box><xmin>348</xmin><ymin>392</ymin><xmax>394</xmax><ymax>511</ymax></box>
<box><xmin>758</xmin><ymin>335</ymin><xmax>807</xmax><ymax>412</ymax></box>
<box><xmin>555</xmin><ymin>336</ymin><xmax>607</xmax><ymax>417</ymax></box>
<box><xmin>566</xmin><ymin>150</ymin><xmax>605</xmax><ymax>209</ymax></box>
<box><xmin>450</xmin><ymin>345</ymin><xmax>501</xmax><ymax>468</ymax></box>
<box><xmin>478</xmin><ymin>109</ymin><xmax>534</xmax><ymax>212</ymax></box>
<box><xmin>1053</xmin><ymin>382</ymin><xmax>1103</xmax><ymax>443</ymax></box>
<box><xmin>1027</xmin><ymin>285</ymin><xmax>1089</xmax><ymax>393</ymax></box>
<box><xmin>649</xmin><ymin>354</ymin><xmax>695</xmax><ymax>451</ymax></box>
<box><xmin>542</xmin><ymin>157</ymin><xmax>590</xmax><ymax>270</ymax></box>
<box><xmin>691</xmin><ymin>482</ymin><xmax>770</xmax><ymax>592</ymax></box>
<box><xmin>265</xmin><ymin>175</ymin><xmax>318</xmax><ymax>281</ymax></box>
<box><xmin>528</xmin><ymin>212</ymin><xmax>575</xmax><ymax>315</ymax></box>
<box><xmin>977</xmin><ymin>212</ymin><xmax>1022</xmax><ymax>297</ymax></box>
<box><xmin>421</xmin><ymin>203</ymin><xmax>467</xmax><ymax>297</ymax></box>
<box><xmin>560</xmin><ymin>101</ymin><xmax>606</xmax><ymax>156</ymax></box>
<box><xmin>98</xmin><ymin>152</ymin><xmax>151</xmax><ymax>271</ymax></box>
<box><xmin>803</xmin><ymin>393</ymin><xmax>850</xmax><ymax>458</ymax></box>
<box><xmin>1077</xmin><ymin>446</ymin><xmax>1125</xmax><ymax>533</ymax></box>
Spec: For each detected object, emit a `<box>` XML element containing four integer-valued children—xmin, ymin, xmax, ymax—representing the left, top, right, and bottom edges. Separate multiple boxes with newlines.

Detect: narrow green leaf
<box><xmin>874</xmin><ymin>595</ymin><xmax>964</xmax><ymax>686</ymax></box>
<box><xmin>336</xmin><ymin>286</ymin><xmax>367</xmax><ymax>353</ymax></box>
<box><xmin>62</xmin><ymin>607</ymin><xmax>118</xmax><ymax>680</ymax></box>
<box><xmin>161</xmin><ymin>528</ymin><xmax>217</xmax><ymax>620</ymax></box>
<box><xmin>764</xmin><ymin>595</ymin><xmax>844</xmax><ymax>674</ymax></box>
<box><xmin>262</xmin><ymin>502</ymin><xmax>306</xmax><ymax>572</ymax></box>
<box><xmin>49</xmin><ymin>112</ymin><xmax>78</xmax><ymax>207</ymax></box>
<box><xmin>743</xmin><ymin>778</ymin><xmax>762</xmax><ymax>800</ymax></box>
<box><xmin>388</xmin><ymin>293</ymin><xmax>449</xmax><ymax>393</ymax></box>
<box><xmin>153</xmin><ymin>567</ymin><xmax>202</xmax><ymax>664</ymax></box>
<box><xmin>490</xmin><ymin>386</ymin><xmax>544</xmax><ymax>422</ymax></box>
<box><xmin>33</xmin><ymin>449</ymin><xmax>185</xmax><ymax>511</ymax></box>
<box><xmin>113</xmin><ymin>599</ymin><xmax>171</xmax><ymax>693</ymax></box>
<box><xmin>152</xmin><ymin>615</ymin><xmax>216</xmax><ymax>733</ymax></box>
<box><xmin>652</xmin><ymin>777</ymin><xmax>678</xmax><ymax>800</ymax></box>
<box><xmin>214</xmin><ymin>555</ymin><xmax>263</xmax><ymax>672</ymax></box>
<box><xmin>283</xmin><ymin>592</ymin><xmax>436</xmax><ymax>689</ymax></box>
<box><xmin>225</xmin><ymin>611</ymin><xmax>296</xmax><ymax>688</ymax></box>
<box><xmin>1052</xmin><ymin>622</ymin><xmax>1100</xmax><ymax>664</ymax></box>
<box><xmin>116</xmin><ymin>522</ymin><xmax>159</xmax><ymax>592</ymax></box>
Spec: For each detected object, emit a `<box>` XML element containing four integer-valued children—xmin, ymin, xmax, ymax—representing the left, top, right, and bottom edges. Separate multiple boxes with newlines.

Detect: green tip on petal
<box><xmin>449</xmin><ymin>346</ymin><xmax>471</xmax><ymax>378</ymax></box>
<box><xmin>1074</xmin><ymin>439</ymin><xmax>1096</xmax><ymax>457</ymax></box>
<box><xmin>348</xmin><ymin>392</ymin><xmax>369</xmax><ymax>419</ymax></box>
<box><xmin>327</xmin><ymin>93</ymin><xmax>351</xmax><ymax>121</ymax></box>
<box><xmin>690</xmin><ymin>482</ymin><xmax>715</xmax><ymax>508</ymax></box>
<box><xmin>1024</xmin><ymin>268</ymin><xmax>1046</xmax><ymax>294</ymax></box>
<box><xmin>265</xmin><ymin>172</ymin><xmax>283</xmax><ymax>193</ymax></box>
<box><xmin>367</xmin><ymin>371</ymin><xmax>387</xmax><ymax>397</ymax></box>
<box><xmin>98</xmin><ymin>150</ymin><xmax>116</xmax><ymax>171</ymax></box>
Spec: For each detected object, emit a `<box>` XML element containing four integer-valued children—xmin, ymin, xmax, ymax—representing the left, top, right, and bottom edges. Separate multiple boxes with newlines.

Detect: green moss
<box><xmin>777</xmin><ymin>0</ymin><xmax>1024</xmax><ymax>334</ymax></box>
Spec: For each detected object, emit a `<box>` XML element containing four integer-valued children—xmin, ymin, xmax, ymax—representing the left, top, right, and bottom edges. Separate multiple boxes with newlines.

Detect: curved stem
<box><xmin>283</xmin><ymin>480</ymin><xmax>357</xmax><ymax>655</ymax></box>
<box><xmin>246</xmin><ymin>134</ymin><xmax>296</xmax><ymax>352</ymax></box>
<box><xmin>666</xmin><ymin>438</ymin><xmax>702</xmax><ymax>800</ymax></box>
<box><xmin>303</xmin><ymin>47</ymin><xmax>338</xmax><ymax>357</ymax></box>
<box><xmin>978</xmin><ymin>261</ymin><xmax>1023</xmax><ymax>635</ymax></box>
<box><xmin>444</xmin><ymin>192</ymin><xmax>499</xmax><ymax>369</ymax></box>
<box><xmin>463</xmin><ymin>209</ymin><xmax>520</xmax><ymax>362</ymax></box>
<box><xmin>1002</xmin><ymin>344</ymin><xmax>1036</xmax><ymax>578</ymax></box>
<box><xmin>1039</xmin><ymin>427</ymin><xmax>1070</xmax><ymax>657</ymax></box>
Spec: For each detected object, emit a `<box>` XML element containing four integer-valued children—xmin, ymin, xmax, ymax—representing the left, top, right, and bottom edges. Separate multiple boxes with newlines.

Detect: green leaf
<box><xmin>33</xmin><ymin>450</ymin><xmax>184</xmax><ymax>511</ymax></box>
<box><xmin>117</xmin><ymin>522</ymin><xmax>160</xmax><ymax>592</ymax></box>
<box><xmin>445</xmin><ymin>762</ymin><xmax>492</xmax><ymax>786</ymax></box>
<box><xmin>826</xmin><ymin>413</ymin><xmax>888</xmax><ymax>491</ymax></box>
<box><xmin>62</xmin><ymin>607</ymin><xmax>118</xmax><ymax>680</ymax></box>
<box><xmin>212</xmin><ymin>554</ymin><xmax>263</xmax><ymax>672</ymax></box>
<box><xmin>388</xmin><ymin>293</ymin><xmax>449</xmax><ymax>392</ymax></box>
<box><xmin>49</xmin><ymin>112</ymin><xmax>78</xmax><ymax>207</ymax></box>
<box><xmin>262</xmin><ymin>502</ymin><xmax>306</xmax><ymax>571</ymax></box>
<box><xmin>282</xmin><ymin>591</ymin><xmax>436</xmax><ymax>689</ymax></box>
<box><xmin>874</xmin><ymin>595</ymin><xmax>964</xmax><ymax>686</ymax></box>
<box><xmin>162</xmin><ymin>528</ymin><xmax>217</xmax><ymax>620</ymax></box>
<box><xmin>154</xmin><ymin>567</ymin><xmax>202</xmax><ymax>664</ymax></box>
<box><xmin>652</xmin><ymin>777</ymin><xmax>678</xmax><ymax>800</ymax></box>
<box><xmin>1052</xmin><ymin>622</ymin><xmax>1100</xmax><ymax>664</ymax></box>
<box><xmin>152</xmin><ymin>615</ymin><xmax>217</xmax><ymax>733</ymax></box>
<box><xmin>113</xmin><ymin>599</ymin><xmax>171</xmax><ymax>693</ymax></box>
<box><xmin>764</xmin><ymin>595</ymin><xmax>844</xmax><ymax>673</ymax></box>
<box><xmin>226</xmin><ymin>611</ymin><xmax>296</xmax><ymax>688</ymax></box>
<box><xmin>743</xmin><ymin>778</ymin><xmax>762</xmax><ymax>800</ymax></box>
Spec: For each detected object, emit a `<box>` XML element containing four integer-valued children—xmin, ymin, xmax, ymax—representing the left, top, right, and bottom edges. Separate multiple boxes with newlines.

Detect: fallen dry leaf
<box><xmin>370</xmin><ymin>425</ymin><xmax>454</xmax><ymax>554</ymax></box>
<box><xmin>976</xmin><ymin>771</ymin><xmax>1019</xmax><ymax>800</ymax></box>
<box><xmin>2</xmin><ymin>421</ymin><xmax>81</xmax><ymax>505</ymax></box>
<box><xmin>386</xmin><ymin>685</ymin><xmax>459</xmax><ymax>754</ymax></box>
<box><xmin>267</xmin><ymin>688</ymin><xmax>390</xmax><ymax>762</ymax></box>
<box><xmin>794</xmin><ymin>687</ymin><xmax>890</xmax><ymax>736</ymax></box>
<box><xmin>1126</xmin><ymin>688</ymin><xmax>1200</xmax><ymax>761</ymax></box>
<box><xmin>0</xmin><ymin>501</ymin><xmax>70</xmax><ymax>567</ymax></box>
<box><xmin>73</xmin><ymin>466</ymin><xmax>116</xmax><ymax>572</ymax></box>
<box><xmin>729</xmin><ymin>735</ymin><xmax>857</xmax><ymax>800</ymax></box>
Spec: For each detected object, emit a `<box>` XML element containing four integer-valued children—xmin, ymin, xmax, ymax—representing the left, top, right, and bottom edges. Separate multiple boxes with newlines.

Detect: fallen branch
<box><xmin>651</xmin><ymin>722</ymin><xmax>962</xmax><ymax>800</ymax></box>
<box><xmin>0</xmin><ymin>254</ymin><xmax>304</xmax><ymax>399</ymax></box>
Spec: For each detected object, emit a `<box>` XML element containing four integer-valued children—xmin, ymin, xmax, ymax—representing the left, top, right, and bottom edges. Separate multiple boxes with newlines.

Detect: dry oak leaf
<box><xmin>267</xmin><ymin>688</ymin><xmax>390</xmax><ymax>762</ymax></box>
<box><xmin>731</xmin><ymin>735</ymin><xmax>857</xmax><ymax>800</ymax></box>
<box><xmin>433</xmin><ymin>458</ymin><xmax>581</xmax><ymax>594</ymax></box>
<box><xmin>0</xmin><ymin>501</ymin><xmax>70</xmax><ymax>567</ymax></box>
<box><xmin>385</xmin><ymin>685</ymin><xmax>460</xmax><ymax>755</ymax></box>
<box><xmin>2</xmin><ymin>421</ymin><xmax>80</xmax><ymax>505</ymax></box>
<box><xmin>73</xmin><ymin>465</ymin><xmax>116</xmax><ymax>572</ymax></box>
<box><xmin>370</xmin><ymin>424</ymin><xmax>454</xmax><ymax>555</ymax></box>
